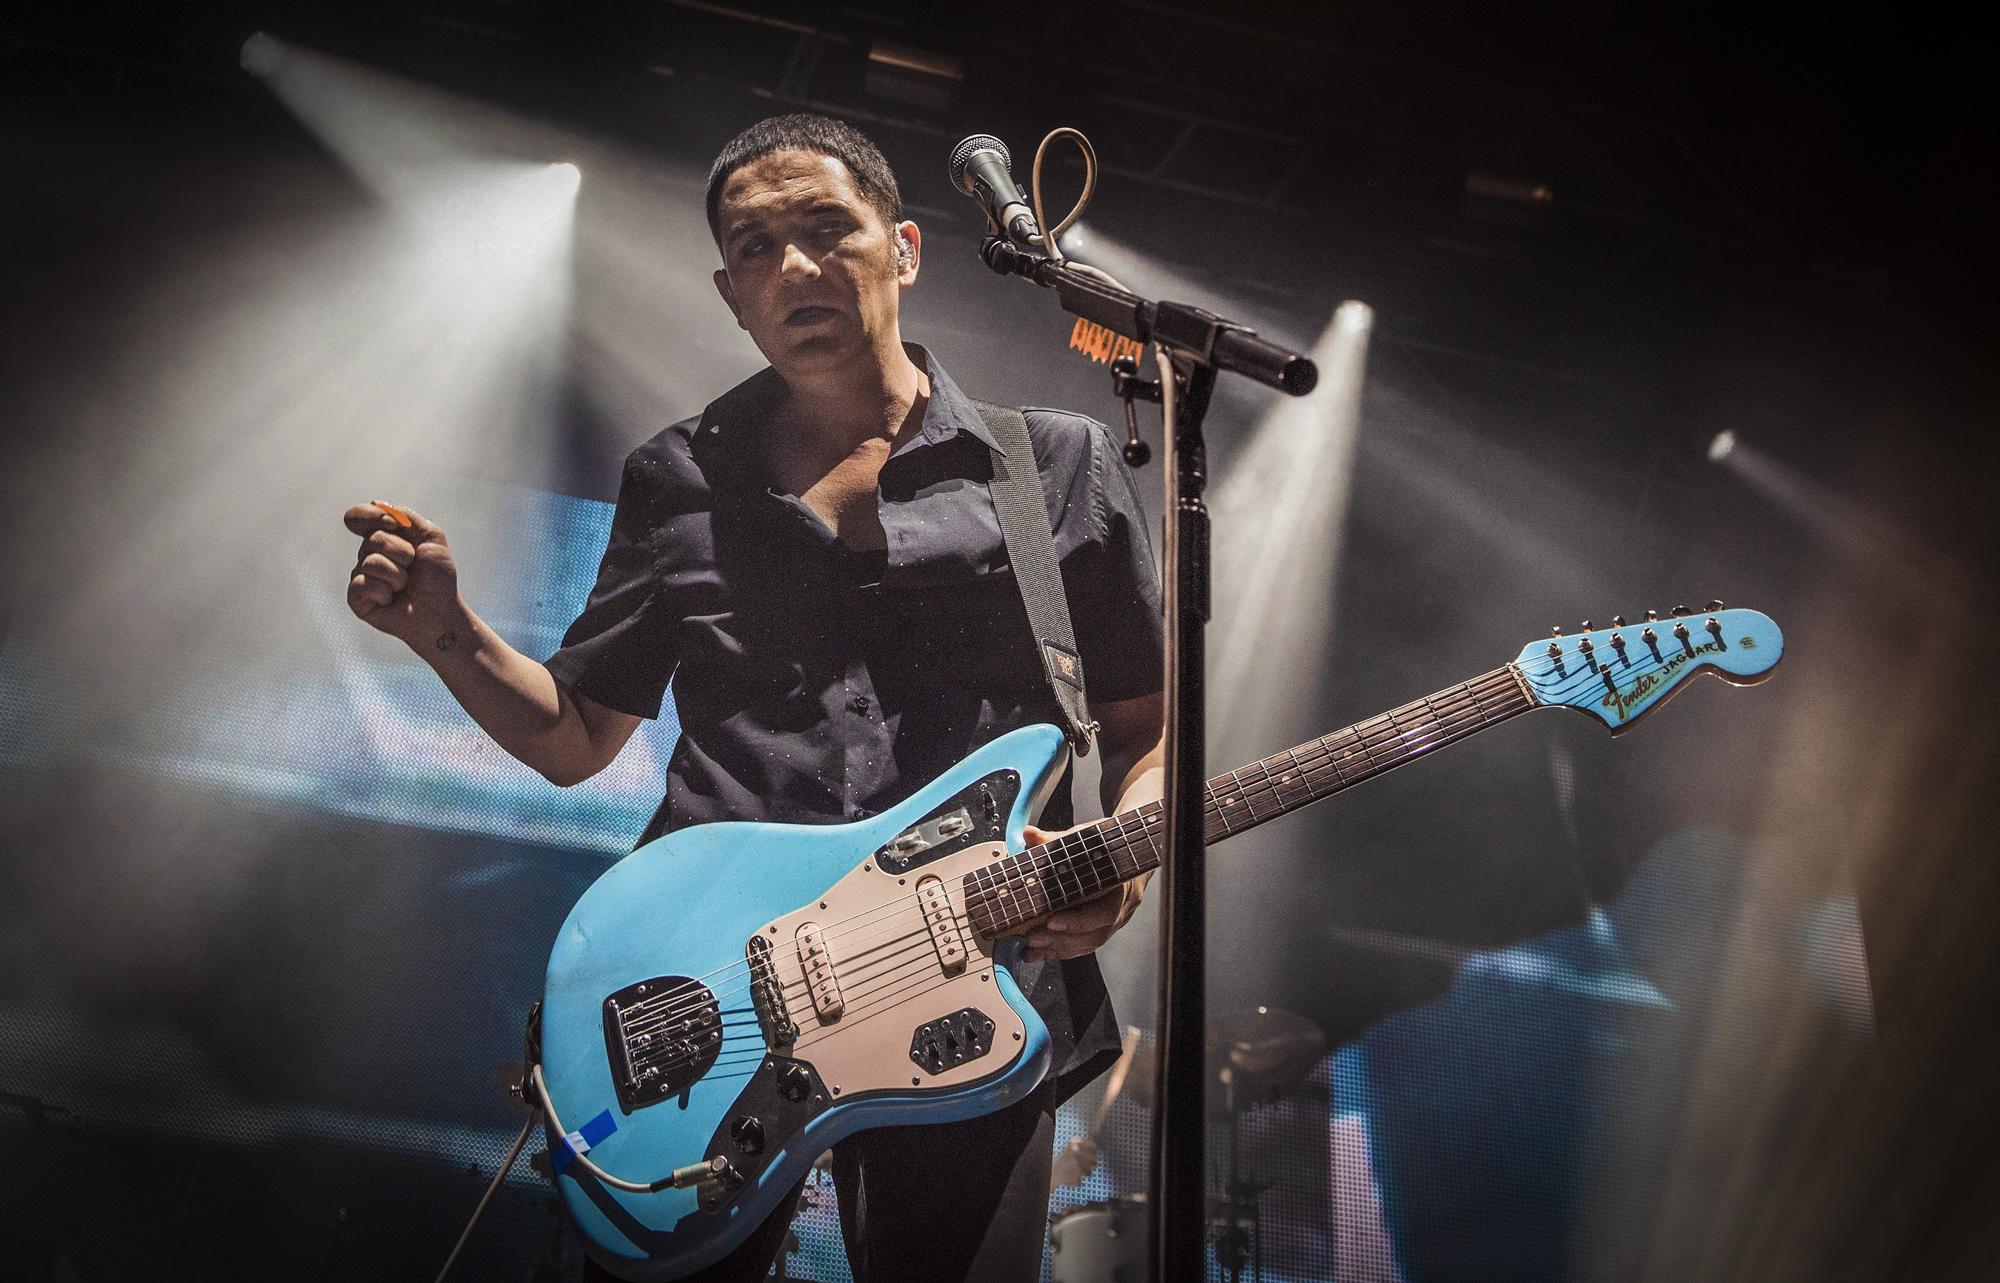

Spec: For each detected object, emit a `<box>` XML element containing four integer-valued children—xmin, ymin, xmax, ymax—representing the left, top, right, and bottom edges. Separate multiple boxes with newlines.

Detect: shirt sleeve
<box><xmin>1066</xmin><ymin>420</ymin><xmax>1166</xmax><ymax>704</ymax></box>
<box><xmin>542</xmin><ymin>448</ymin><xmax>680</xmax><ymax>718</ymax></box>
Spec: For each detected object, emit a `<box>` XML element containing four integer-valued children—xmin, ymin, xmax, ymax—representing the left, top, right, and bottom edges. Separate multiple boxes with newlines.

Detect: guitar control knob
<box><xmin>730</xmin><ymin>1115</ymin><xmax>765</xmax><ymax>1155</ymax></box>
<box><xmin>778</xmin><ymin>1063</ymin><xmax>812</xmax><ymax>1102</ymax></box>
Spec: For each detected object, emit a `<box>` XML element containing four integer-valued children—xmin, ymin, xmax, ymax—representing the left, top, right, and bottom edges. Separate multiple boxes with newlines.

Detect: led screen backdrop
<box><xmin>0</xmin><ymin>475</ymin><xmax>1875</xmax><ymax>1282</ymax></box>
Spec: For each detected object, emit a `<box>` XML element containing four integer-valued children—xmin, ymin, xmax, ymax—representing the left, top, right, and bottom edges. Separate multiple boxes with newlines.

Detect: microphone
<box><xmin>949</xmin><ymin>135</ymin><xmax>1042</xmax><ymax>248</ymax></box>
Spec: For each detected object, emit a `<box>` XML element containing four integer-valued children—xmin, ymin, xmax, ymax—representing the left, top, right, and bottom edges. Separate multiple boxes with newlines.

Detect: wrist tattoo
<box><xmin>435</xmin><ymin>629</ymin><xmax>458</xmax><ymax>653</ymax></box>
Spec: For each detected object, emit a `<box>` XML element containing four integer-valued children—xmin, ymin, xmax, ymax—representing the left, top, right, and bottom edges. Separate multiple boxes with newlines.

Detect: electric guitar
<box><xmin>536</xmin><ymin>605</ymin><xmax>1783</xmax><ymax>1279</ymax></box>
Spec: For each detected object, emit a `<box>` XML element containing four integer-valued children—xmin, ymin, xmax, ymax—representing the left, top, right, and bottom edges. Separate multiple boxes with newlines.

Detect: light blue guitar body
<box><xmin>539</xmin><ymin>605</ymin><xmax>1785</xmax><ymax>1280</ymax></box>
<box><xmin>540</xmin><ymin>724</ymin><xmax>1070</xmax><ymax>1281</ymax></box>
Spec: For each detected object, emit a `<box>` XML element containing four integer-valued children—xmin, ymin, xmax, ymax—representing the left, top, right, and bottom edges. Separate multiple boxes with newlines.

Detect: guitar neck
<box><xmin>965</xmin><ymin>665</ymin><xmax>1537</xmax><ymax>937</ymax></box>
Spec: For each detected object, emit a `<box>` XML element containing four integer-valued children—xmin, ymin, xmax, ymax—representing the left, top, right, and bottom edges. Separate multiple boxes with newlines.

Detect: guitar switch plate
<box><xmin>874</xmin><ymin>771</ymin><xmax>1019</xmax><ymax>874</ymax></box>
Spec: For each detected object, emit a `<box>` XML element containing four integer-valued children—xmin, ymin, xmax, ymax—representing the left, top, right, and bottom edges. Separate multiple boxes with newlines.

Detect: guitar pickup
<box><xmin>795</xmin><ymin>922</ymin><xmax>844</xmax><ymax>1021</ymax></box>
<box><xmin>916</xmin><ymin>876</ymin><xmax>967</xmax><ymax>975</ymax></box>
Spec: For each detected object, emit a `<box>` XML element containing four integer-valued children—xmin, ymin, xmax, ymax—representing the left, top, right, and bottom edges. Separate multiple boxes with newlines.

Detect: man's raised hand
<box><xmin>342</xmin><ymin>502</ymin><xmax>462</xmax><ymax>650</ymax></box>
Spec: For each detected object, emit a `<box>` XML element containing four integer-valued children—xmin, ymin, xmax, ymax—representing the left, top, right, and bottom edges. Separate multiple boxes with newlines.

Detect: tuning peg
<box><xmin>1670</xmin><ymin>604</ymin><xmax>1692</xmax><ymax>617</ymax></box>
<box><xmin>1579</xmin><ymin>619</ymin><xmax>1593</xmax><ymax>631</ymax></box>
<box><xmin>1644</xmin><ymin>608</ymin><xmax>1659</xmax><ymax>622</ymax></box>
<box><xmin>1551</xmin><ymin>626</ymin><xmax>1565</xmax><ymax>639</ymax></box>
<box><xmin>1703</xmin><ymin>599</ymin><xmax>1725</xmax><ymax>612</ymax></box>
<box><xmin>1611</xmin><ymin>615</ymin><xmax>1627</xmax><ymax>628</ymax></box>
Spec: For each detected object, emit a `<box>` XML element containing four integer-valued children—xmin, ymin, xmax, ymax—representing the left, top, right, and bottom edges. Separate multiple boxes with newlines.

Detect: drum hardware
<box><xmin>1050</xmin><ymin>1009</ymin><xmax>1326</xmax><ymax>1282</ymax></box>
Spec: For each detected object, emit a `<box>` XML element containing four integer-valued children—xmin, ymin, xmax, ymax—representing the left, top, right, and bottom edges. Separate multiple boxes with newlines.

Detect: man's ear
<box><xmin>712</xmin><ymin>267</ymin><xmax>744</xmax><ymax>329</ymax></box>
<box><xmin>894</xmin><ymin>220</ymin><xmax>921</xmax><ymax>286</ymax></box>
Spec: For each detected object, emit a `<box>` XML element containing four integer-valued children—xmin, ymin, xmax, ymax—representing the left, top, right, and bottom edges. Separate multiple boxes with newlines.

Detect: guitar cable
<box><xmin>433</xmin><ymin>1111</ymin><xmax>536</xmax><ymax>1283</ymax></box>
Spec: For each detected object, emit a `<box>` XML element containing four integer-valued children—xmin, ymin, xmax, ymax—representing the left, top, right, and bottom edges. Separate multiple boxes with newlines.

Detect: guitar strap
<box><xmin>970</xmin><ymin>399</ymin><xmax>1097</xmax><ymax>757</ymax></box>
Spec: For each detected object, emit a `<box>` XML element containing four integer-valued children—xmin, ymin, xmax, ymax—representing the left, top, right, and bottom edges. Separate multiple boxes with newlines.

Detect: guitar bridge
<box><xmin>602</xmin><ymin>975</ymin><xmax>721</xmax><ymax>1112</ymax></box>
<box><xmin>747</xmin><ymin>935</ymin><xmax>796</xmax><ymax>1048</ymax></box>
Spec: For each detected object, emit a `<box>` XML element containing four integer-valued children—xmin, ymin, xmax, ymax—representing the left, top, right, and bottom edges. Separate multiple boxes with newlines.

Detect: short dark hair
<box><xmin>704</xmin><ymin>113</ymin><xmax>903</xmax><ymax>245</ymax></box>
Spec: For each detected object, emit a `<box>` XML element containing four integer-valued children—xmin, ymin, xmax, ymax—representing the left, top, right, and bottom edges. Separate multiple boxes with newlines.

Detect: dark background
<box><xmin>2</xmin><ymin>3</ymin><xmax>1995</xmax><ymax>1281</ymax></box>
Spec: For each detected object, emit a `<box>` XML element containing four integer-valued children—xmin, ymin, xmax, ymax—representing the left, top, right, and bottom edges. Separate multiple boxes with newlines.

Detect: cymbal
<box><xmin>1114</xmin><ymin>1008</ymin><xmax>1326</xmax><ymax>1111</ymax></box>
<box><xmin>1211</xmin><ymin>1007</ymin><xmax>1326</xmax><ymax>1102</ymax></box>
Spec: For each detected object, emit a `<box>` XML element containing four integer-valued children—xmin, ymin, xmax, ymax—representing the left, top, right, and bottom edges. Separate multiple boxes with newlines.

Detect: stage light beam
<box><xmin>1210</xmin><ymin>300</ymin><xmax>1375</xmax><ymax>766</ymax></box>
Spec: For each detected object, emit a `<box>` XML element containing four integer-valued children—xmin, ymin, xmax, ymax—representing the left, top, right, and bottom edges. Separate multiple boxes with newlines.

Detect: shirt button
<box><xmin>848</xmin><ymin>693</ymin><xmax>871</xmax><ymax>715</ymax></box>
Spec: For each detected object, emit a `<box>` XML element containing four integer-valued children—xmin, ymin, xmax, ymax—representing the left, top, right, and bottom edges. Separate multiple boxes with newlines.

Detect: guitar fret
<box><xmin>1254</xmin><ymin>756</ymin><xmax>1282</xmax><ymax>818</ymax></box>
<box><xmin>1224</xmin><ymin>759</ymin><xmax>1256</xmax><ymax>819</ymax></box>
<box><xmin>965</xmin><ymin>667</ymin><xmax>1534</xmax><ymax>937</ymax></box>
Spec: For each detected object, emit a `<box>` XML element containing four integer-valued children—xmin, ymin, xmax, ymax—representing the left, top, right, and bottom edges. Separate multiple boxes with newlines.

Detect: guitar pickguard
<box><xmin>752</xmin><ymin>839</ymin><xmax>1031</xmax><ymax>1102</ymax></box>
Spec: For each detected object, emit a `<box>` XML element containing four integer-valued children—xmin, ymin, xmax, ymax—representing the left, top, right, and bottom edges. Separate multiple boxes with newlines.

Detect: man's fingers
<box><xmin>359</xmin><ymin>529</ymin><xmax>416</xmax><ymax>567</ymax></box>
<box><xmin>343</xmin><ymin>503</ymin><xmax>394</xmax><ymax>536</ymax></box>
<box><xmin>343</xmin><ymin>501</ymin><xmax>446</xmax><ymax>545</ymax></box>
<box><xmin>346</xmin><ymin>572</ymin><xmax>392</xmax><ymax>614</ymax></box>
<box><xmin>1024</xmin><ymin>927</ymin><xmax>1111</xmax><ymax>962</ymax></box>
<box><xmin>1045</xmin><ymin>888</ymin><xmax>1124</xmax><ymax>933</ymax></box>
<box><xmin>356</xmin><ymin>553</ymin><xmax>407</xmax><ymax>592</ymax></box>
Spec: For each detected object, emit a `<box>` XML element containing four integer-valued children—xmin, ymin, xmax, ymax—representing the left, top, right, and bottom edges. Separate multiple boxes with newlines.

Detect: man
<box><xmin>343</xmin><ymin>114</ymin><xmax>1165</xmax><ymax>1281</ymax></box>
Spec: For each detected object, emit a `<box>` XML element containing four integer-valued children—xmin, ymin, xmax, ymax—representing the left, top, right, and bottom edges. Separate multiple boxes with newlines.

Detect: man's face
<box><xmin>711</xmin><ymin>149</ymin><xmax>918</xmax><ymax>376</ymax></box>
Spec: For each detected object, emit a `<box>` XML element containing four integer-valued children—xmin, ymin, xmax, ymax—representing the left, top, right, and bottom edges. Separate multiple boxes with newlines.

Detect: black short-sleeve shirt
<box><xmin>544</xmin><ymin>345</ymin><xmax>1165</xmax><ymax>1096</ymax></box>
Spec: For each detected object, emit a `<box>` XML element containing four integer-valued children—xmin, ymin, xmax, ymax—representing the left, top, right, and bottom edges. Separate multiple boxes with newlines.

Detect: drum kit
<box><xmin>1048</xmin><ymin>1007</ymin><xmax>1327</xmax><ymax>1283</ymax></box>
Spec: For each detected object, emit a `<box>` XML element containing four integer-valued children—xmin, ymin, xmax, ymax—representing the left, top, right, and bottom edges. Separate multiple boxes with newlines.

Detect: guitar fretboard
<box><xmin>962</xmin><ymin>666</ymin><xmax>1535</xmax><ymax>938</ymax></box>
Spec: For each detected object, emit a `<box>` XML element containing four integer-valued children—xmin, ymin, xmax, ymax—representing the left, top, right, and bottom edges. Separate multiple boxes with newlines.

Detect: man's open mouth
<box><xmin>785</xmin><ymin>305</ymin><xmax>840</xmax><ymax>326</ymax></box>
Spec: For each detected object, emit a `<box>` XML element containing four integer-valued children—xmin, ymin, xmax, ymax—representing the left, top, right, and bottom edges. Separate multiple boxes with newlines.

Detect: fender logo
<box><xmin>1603</xmin><ymin>639</ymin><xmax>1721</xmax><ymax>721</ymax></box>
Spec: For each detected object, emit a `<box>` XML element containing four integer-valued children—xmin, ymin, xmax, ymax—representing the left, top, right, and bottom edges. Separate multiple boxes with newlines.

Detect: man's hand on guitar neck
<box><xmin>1021</xmin><ymin>690</ymin><xmax>1165</xmax><ymax>964</ymax></box>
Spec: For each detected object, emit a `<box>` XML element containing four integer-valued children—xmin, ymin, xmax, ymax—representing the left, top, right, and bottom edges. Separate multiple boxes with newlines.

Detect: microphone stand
<box><xmin>981</xmin><ymin>237</ymin><xmax>1316</xmax><ymax>1283</ymax></box>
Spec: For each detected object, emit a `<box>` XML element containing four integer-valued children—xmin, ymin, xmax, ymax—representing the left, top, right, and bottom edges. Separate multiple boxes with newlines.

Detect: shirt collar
<box><xmin>689</xmin><ymin>343</ymin><xmax>1005</xmax><ymax>482</ymax></box>
<box><xmin>910</xmin><ymin>347</ymin><xmax>1005</xmax><ymax>455</ymax></box>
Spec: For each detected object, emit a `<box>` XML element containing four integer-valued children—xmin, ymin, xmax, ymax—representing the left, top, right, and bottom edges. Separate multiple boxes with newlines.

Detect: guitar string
<box><xmin>726</xmin><ymin>626</ymin><xmax>1715</xmax><ymax>1050</ymax></box>
<box><xmin>624</xmin><ymin>664</ymin><xmax>1552</xmax><ymax>1041</ymax></box>
<box><xmin>780</xmin><ymin>674</ymin><xmax>1602</xmax><ymax>1053</ymax></box>
<box><xmin>626</xmin><ymin>664</ymin><xmax>1562</xmax><ymax>1060</ymax></box>
<box><xmin>616</xmin><ymin>655</ymin><xmax>1609</xmax><ymax>1040</ymax></box>
<box><xmin>611</xmin><ymin>638</ymin><xmax>1705</xmax><ymax>1039</ymax></box>
<box><xmin>618</xmin><ymin>667</ymin><xmax>1531</xmax><ymax>1035</ymax></box>
<box><xmin>628</xmin><ymin>656</ymin><xmax>1680</xmax><ymax>1074</ymax></box>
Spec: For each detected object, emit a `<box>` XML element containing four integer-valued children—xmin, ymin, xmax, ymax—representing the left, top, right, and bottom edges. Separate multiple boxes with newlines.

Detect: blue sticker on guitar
<box><xmin>552</xmin><ymin>1108</ymin><xmax>616</xmax><ymax>1174</ymax></box>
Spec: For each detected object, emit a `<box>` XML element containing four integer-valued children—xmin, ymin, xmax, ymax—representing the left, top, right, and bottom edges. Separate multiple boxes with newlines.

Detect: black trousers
<box><xmin>582</xmin><ymin>1081</ymin><xmax>1057</xmax><ymax>1283</ymax></box>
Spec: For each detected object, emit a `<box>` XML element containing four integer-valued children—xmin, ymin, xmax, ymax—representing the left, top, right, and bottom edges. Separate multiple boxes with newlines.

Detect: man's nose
<box><xmin>780</xmin><ymin>242</ymin><xmax>819</xmax><ymax>282</ymax></box>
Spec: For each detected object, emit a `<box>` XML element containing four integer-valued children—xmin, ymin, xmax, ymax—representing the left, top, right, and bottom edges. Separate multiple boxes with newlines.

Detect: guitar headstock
<box><xmin>1513</xmin><ymin>602</ymin><xmax>1784</xmax><ymax>733</ymax></box>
